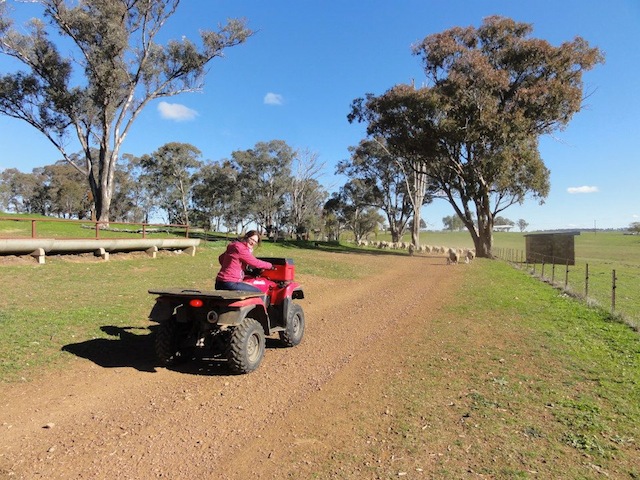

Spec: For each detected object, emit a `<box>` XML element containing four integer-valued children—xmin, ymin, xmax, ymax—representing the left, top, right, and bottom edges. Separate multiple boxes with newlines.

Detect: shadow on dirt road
<box><xmin>61</xmin><ymin>325</ymin><xmax>285</xmax><ymax>376</ymax></box>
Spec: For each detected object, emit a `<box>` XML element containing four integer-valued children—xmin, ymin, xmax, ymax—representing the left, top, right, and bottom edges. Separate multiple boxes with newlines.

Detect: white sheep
<box><xmin>464</xmin><ymin>249</ymin><xmax>476</xmax><ymax>263</ymax></box>
<box><xmin>446</xmin><ymin>248</ymin><xmax>459</xmax><ymax>264</ymax></box>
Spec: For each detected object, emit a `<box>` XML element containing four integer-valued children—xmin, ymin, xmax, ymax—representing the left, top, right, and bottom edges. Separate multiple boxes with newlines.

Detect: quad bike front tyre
<box><xmin>227</xmin><ymin>318</ymin><xmax>266</xmax><ymax>374</ymax></box>
<box><xmin>155</xmin><ymin>316</ymin><xmax>190</xmax><ymax>366</ymax></box>
<box><xmin>279</xmin><ymin>303</ymin><xmax>305</xmax><ymax>347</ymax></box>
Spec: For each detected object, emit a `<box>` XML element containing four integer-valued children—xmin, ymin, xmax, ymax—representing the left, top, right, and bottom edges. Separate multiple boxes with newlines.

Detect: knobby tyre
<box><xmin>279</xmin><ymin>303</ymin><xmax>305</xmax><ymax>347</ymax></box>
<box><xmin>227</xmin><ymin>318</ymin><xmax>266</xmax><ymax>374</ymax></box>
<box><xmin>155</xmin><ymin>316</ymin><xmax>188</xmax><ymax>366</ymax></box>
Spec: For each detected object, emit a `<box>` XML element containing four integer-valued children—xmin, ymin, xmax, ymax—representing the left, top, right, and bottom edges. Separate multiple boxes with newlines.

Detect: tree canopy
<box><xmin>349</xmin><ymin>16</ymin><xmax>603</xmax><ymax>257</ymax></box>
<box><xmin>139</xmin><ymin>142</ymin><xmax>203</xmax><ymax>226</ymax></box>
<box><xmin>337</xmin><ymin>139</ymin><xmax>413</xmax><ymax>243</ymax></box>
<box><xmin>0</xmin><ymin>0</ymin><xmax>252</xmax><ymax>223</ymax></box>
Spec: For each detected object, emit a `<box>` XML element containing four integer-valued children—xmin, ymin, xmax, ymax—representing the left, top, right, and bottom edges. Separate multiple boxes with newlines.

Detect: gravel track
<box><xmin>0</xmin><ymin>253</ymin><xmax>460</xmax><ymax>479</ymax></box>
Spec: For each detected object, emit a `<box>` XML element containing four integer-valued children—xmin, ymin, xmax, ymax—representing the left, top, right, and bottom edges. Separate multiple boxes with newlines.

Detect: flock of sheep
<box><xmin>354</xmin><ymin>239</ymin><xmax>476</xmax><ymax>264</ymax></box>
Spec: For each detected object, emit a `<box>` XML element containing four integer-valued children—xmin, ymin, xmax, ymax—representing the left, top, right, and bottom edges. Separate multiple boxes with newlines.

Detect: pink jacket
<box><xmin>216</xmin><ymin>240</ymin><xmax>273</xmax><ymax>283</ymax></box>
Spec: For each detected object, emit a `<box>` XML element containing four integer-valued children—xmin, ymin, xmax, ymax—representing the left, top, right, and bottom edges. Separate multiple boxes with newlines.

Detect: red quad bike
<box><xmin>148</xmin><ymin>258</ymin><xmax>304</xmax><ymax>374</ymax></box>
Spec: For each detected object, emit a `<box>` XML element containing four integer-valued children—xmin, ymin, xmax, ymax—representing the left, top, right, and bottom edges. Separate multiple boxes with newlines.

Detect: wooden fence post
<box><xmin>585</xmin><ymin>263</ymin><xmax>589</xmax><ymax>298</ymax></box>
<box><xmin>611</xmin><ymin>269</ymin><xmax>617</xmax><ymax>314</ymax></box>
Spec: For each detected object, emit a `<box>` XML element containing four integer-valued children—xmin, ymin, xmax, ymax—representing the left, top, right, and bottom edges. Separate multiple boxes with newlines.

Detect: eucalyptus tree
<box><xmin>0</xmin><ymin>167</ymin><xmax>42</xmax><ymax>213</ymax></box>
<box><xmin>191</xmin><ymin>160</ymin><xmax>244</xmax><ymax>232</ymax></box>
<box><xmin>0</xmin><ymin>0</ymin><xmax>252</xmax><ymax>223</ymax></box>
<box><xmin>117</xmin><ymin>153</ymin><xmax>156</xmax><ymax>224</ymax></box>
<box><xmin>288</xmin><ymin>149</ymin><xmax>327</xmax><ymax>239</ymax></box>
<box><xmin>338</xmin><ymin>138</ymin><xmax>414</xmax><ymax>244</ymax></box>
<box><xmin>324</xmin><ymin>181</ymin><xmax>384</xmax><ymax>243</ymax></box>
<box><xmin>442</xmin><ymin>214</ymin><xmax>465</xmax><ymax>231</ymax></box>
<box><xmin>517</xmin><ymin>219</ymin><xmax>529</xmax><ymax>232</ymax></box>
<box><xmin>349</xmin><ymin>16</ymin><xmax>603</xmax><ymax>257</ymax></box>
<box><xmin>41</xmin><ymin>161</ymin><xmax>91</xmax><ymax>218</ymax></box>
<box><xmin>139</xmin><ymin>142</ymin><xmax>203</xmax><ymax>225</ymax></box>
<box><xmin>230</xmin><ymin>140</ymin><xmax>294</xmax><ymax>236</ymax></box>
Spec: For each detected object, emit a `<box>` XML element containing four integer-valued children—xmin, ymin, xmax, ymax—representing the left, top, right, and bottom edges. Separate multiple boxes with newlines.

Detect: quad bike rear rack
<box><xmin>148</xmin><ymin>288</ymin><xmax>264</xmax><ymax>300</ymax></box>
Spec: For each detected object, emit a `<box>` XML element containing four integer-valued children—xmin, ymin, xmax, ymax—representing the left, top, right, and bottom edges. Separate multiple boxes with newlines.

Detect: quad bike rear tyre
<box><xmin>155</xmin><ymin>316</ymin><xmax>189</xmax><ymax>366</ymax></box>
<box><xmin>227</xmin><ymin>318</ymin><xmax>265</xmax><ymax>374</ymax></box>
<box><xmin>279</xmin><ymin>303</ymin><xmax>305</xmax><ymax>347</ymax></box>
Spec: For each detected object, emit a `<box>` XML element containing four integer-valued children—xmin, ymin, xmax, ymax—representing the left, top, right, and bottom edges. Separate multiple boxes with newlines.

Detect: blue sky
<box><xmin>1</xmin><ymin>0</ymin><xmax>638</xmax><ymax>231</ymax></box>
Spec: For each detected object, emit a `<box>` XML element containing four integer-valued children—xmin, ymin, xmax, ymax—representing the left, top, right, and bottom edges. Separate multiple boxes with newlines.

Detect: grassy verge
<box><xmin>491</xmin><ymin>231</ymin><xmax>640</xmax><ymax>329</ymax></box>
<box><xmin>374</xmin><ymin>260</ymin><xmax>640</xmax><ymax>478</ymax></box>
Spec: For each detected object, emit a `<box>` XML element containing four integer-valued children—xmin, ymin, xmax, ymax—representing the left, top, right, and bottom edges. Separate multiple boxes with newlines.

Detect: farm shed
<box><xmin>524</xmin><ymin>231</ymin><xmax>580</xmax><ymax>265</ymax></box>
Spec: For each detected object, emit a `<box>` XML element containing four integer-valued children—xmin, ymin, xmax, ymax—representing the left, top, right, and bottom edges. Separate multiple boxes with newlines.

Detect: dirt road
<box><xmin>0</xmin><ymin>253</ymin><xmax>462</xmax><ymax>479</ymax></box>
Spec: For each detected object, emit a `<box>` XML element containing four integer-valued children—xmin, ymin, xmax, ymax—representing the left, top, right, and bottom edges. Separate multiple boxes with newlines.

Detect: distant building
<box><xmin>524</xmin><ymin>231</ymin><xmax>580</xmax><ymax>265</ymax></box>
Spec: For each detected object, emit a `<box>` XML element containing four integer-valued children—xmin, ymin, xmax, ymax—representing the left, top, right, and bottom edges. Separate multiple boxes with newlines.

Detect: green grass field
<box><xmin>0</xmin><ymin>213</ymin><xmax>190</xmax><ymax>239</ymax></box>
<box><xmin>377</xmin><ymin>229</ymin><xmax>640</xmax><ymax>328</ymax></box>
<box><xmin>489</xmin><ymin>231</ymin><xmax>640</xmax><ymax>329</ymax></box>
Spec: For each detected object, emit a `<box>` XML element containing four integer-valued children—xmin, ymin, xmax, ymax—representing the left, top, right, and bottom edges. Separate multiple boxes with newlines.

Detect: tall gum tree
<box><xmin>0</xmin><ymin>0</ymin><xmax>252</xmax><ymax>223</ymax></box>
<box><xmin>337</xmin><ymin>138</ymin><xmax>415</xmax><ymax>245</ymax></box>
<box><xmin>230</xmin><ymin>140</ymin><xmax>294</xmax><ymax>236</ymax></box>
<box><xmin>139</xmin><ymin>142</ymin><xmax>203</xmax><ymax>226</ymax></box>
<box><xmin>350</xmin><ymin>16</ymin><xmax>603</xmax><ymax>257</ymax></box>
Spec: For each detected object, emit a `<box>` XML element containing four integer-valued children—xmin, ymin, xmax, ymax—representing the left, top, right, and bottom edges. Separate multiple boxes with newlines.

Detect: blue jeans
<box><xmin>215</xmin><ymin>280</ymin><xmax>263</xmax><ymax>293</ymax></box>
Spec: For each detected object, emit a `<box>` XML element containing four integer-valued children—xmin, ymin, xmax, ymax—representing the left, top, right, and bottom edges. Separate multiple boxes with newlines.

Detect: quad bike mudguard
<box><xmin>148</xmin><ymin>288</ymin><xmax>269</xmax><ymax>331</ymax></box>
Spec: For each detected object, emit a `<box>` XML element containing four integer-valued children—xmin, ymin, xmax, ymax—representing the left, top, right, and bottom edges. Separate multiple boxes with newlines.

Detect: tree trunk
<box><xmin>411</xmin><ymin>205</ymin><xmax>421</xmax><ymax>248</ymax></box>
<box><xmin>390</xmin><ymin>227</ymin><xmax>401</xmax><ymax>244</ymax></box>
<box><xmin>94</xmin><ymin>149</ymin><xmax>117</xmax><ymax>225</ymax></box>
<box><xmin>96</xmin><ymin>186</ymin><xmax>112</xmax><ymax>224</ymax></box>
<box><xmin>408</xmin><ymin>162</ymin><xmax>428</xmax><ymax>249</ymax></box>
<box><xmin>473</xmin><ymin>231</ymin><xmax>492</xmax><ymax>258</ymax></box>
<box><xmin>472</xmin><ymin>217</ymin><xmax>493</xmax><ymax>258</ymax></box>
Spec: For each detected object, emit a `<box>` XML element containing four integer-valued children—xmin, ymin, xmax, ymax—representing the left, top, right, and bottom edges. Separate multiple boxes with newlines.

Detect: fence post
<box><xmin>585</xmin><ymin>263</ymin><xmax>589</xmax><ymax>298</ymax></box>
<box><xmin>551</xmin><ymin>259</ymin><xmax>556</xmax><ymax>284</ymax></box>
<box><xmin>611</xmin><ymin>269</ymin><xmax>617</xmax><ymax>314</ymax></box>
<box><xmin>541</xmin><ymin>261</ymin><xmax>545</xmax><ymax>279</ymax></box>
<box><xmin>565</xmin><ymin>260</ymin><xmax>569</xmax><ymax>289</ymax></box>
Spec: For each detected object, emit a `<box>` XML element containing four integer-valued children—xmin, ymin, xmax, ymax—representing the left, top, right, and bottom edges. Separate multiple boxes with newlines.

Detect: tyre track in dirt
<box><xmin>0</xmin><ymin>253</ymin><xmax>460</xmax><ymax>479</ymax></box>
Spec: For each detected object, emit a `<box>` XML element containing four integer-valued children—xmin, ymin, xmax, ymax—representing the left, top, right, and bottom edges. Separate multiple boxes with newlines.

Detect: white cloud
<box><xmin>264</xmin><ymin>92</ymin><xmax>284</xmax><ymax>105</ymax></box>
<box><xmin>567</xmin><ymin>185</ymin><xmax>599</xmax><ymax>194</ymax></box>
<box><xmin>157</xmin><ymin>101</ymin><xmax>198</xmax><ymax>121</ymax></box>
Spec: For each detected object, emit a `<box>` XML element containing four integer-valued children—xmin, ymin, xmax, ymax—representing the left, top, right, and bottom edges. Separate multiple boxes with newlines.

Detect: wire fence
<box><xmin>494</xmin><ymin>247</ymin><xmax>640</xmax><ymax>332</ymax></box>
